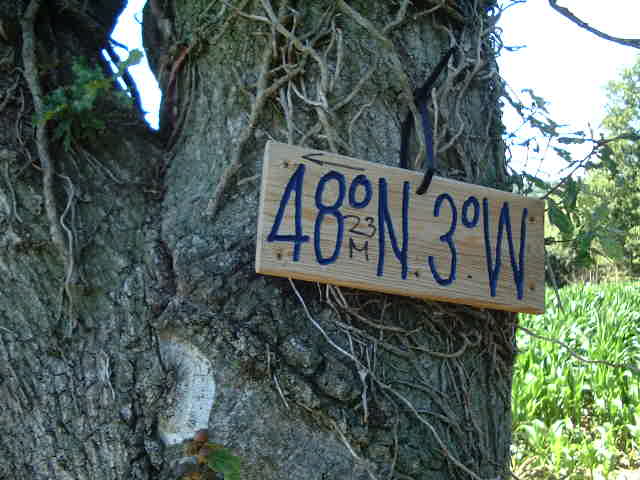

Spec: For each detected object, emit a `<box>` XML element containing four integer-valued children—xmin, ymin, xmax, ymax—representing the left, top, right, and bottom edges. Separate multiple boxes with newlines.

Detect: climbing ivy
<box><xmin>203</xmin><ymin>444</ymin><xmax>242</xmax><ymax>480</ymax></box>
<box><xmin>181</xmin><ymin>430</ymin><xmax>243</xmax><ymax>480</ymax></box>
<box><xmin>38</xmin><ymin>49</ymin><xmax>142</xmax><ymax>151</ymax></box>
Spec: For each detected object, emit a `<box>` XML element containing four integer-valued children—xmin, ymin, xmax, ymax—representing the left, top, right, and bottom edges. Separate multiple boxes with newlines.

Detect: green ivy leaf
<box><xmin>548</xmin><ymin>199</ymin><xmax>574</xmax><ymax>235</ymax></box>
<box><xmin>206</xmin><ymin>447</ymin><xmax>242</xmax><ymax>480</ymax></box>
<box><xmin>52</xmin><ymin>120</ymin><xmax>72</xmax><ymax>142</ymax></box>
<box><xmin>116</xmin><ymin>49</ymin><xmax>143</xmax><ymax>75</ymax></box>
<box><xmin>128</xmin><ymin>49</ymin><xmax>143</xmax><ymax>65</ymax></box>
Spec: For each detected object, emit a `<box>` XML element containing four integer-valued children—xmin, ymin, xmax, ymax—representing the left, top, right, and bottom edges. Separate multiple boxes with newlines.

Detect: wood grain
<box><xmin>256</xmin><ymin>142</ymin><xmax>545</xmax><ymax>314</ymax></box>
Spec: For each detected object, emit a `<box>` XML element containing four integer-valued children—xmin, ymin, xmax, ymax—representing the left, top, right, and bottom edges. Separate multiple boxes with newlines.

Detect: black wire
<box><xmin>399</xmin><ymin>46</ymin><xmax>455</xmax><ymax>195</ymax></box>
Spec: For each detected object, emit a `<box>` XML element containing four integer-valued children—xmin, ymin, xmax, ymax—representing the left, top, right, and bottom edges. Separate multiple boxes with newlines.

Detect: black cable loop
<box><xmin>399</xmin><ymin>46</ymin><xmax>455</xmax><ymax>195</ymax></box>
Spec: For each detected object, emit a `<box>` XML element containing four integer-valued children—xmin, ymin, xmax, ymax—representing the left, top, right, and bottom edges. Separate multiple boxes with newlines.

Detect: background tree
<box><xmin>0</xmin><ymin>1</ymin><xmax>518</xmax><ymax>479</ymax></box>
<box><xmin>594</xmin><ymin>56</ymin><xmax>640</xmax><ymax>276</ymax></box>
<box><xmin>544</xmin><ymin>56</ymin><xmax>640</xmax><ymax>281</ymax></box>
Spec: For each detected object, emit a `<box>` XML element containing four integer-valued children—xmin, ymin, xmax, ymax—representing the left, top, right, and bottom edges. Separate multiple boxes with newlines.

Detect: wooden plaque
<box><xmin>256</xmin><ymin>142</ymin><xmax>545</xmax><ymax>314</ymax></box>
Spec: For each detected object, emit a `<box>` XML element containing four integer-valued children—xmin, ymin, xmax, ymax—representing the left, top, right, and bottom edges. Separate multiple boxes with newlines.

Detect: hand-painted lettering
<box><xmin>377</xmin><ymin>178</ymin><xmax>409</xmax><ymax>279</ymax></box>
<box><xmin>345</xmin><ymin>215</ymin><xmax>376</xmax><ymax>238</ymax></box>
<box><xmin>462</xmin><ymin>196</ymin><xmax>480</xmax><ymax>228</ymax></box>
<box><xmin>314</xmin><ymin>171</ymin><xmax>346</xmax><ymax>265</ymax></box>
<box><xmin>349</xmin><ymin>238</ymin><xmax>370</xmax><ymax>261</ymax></box>
<box><xmin>482</xmin><ymin>198</ymin><xmax>528</xmax><ymax>299</ymax></box>
<box><xmin>349</xmin><ymin>174</ymin><xmax>372</xmax><ymax>208</ymax></box>
<box><xmin>265</xmin><ymin>159</ymin><xmax>531</xmax><ymax>303</ymax></box>
<box><xmin>428</xmin><ymin>193</ymin><xmax>457</xmax><ymax>286</ymax></box>
<box><xmin>267</xmin><ymin>164</ymin><xmax>310</xmax><ymax>261</ymax></box>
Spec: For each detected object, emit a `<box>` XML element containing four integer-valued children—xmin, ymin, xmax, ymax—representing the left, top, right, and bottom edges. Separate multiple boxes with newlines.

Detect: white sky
<box><xmin>111</xmin><ymin>0</ymin><xmax>640</xmax><ymax>179</ymax></box>
<box><xmin>499</xmin><ymin>1</ymin><xmax>639</xmax><ymax>178</ymax></box>
<box><xmin>111</xmin><ymin>0</ymin><xmax>161</xmax><ymax>128</ymax></box>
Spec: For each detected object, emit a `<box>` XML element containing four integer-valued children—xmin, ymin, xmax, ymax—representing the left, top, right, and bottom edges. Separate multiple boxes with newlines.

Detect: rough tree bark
<box><xmin>0</xmin><ymin>1</ymin><xmax>516</xmax><ymax>479</ymax></box>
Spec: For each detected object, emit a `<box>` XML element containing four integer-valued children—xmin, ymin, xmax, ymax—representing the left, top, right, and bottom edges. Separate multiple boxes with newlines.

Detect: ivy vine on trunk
<box><xmin>0</xmin><ymin>1</ymin><xmax>516</xmax><ymax>479</ymax></box>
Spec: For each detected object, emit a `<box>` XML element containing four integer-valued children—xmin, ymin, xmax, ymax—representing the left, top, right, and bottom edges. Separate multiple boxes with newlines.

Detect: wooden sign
<box><xmin>256</xmin><ymin>142</ymin><xmax>545</xmax><ymax>314</ymax></box>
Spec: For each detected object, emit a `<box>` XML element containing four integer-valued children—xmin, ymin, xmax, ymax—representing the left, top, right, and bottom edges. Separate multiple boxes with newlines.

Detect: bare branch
<box><xmin>290</xmin><ymin>277</ymin><xmax>499</xmax><ymax>480</ymax></box>
<box><xmin>104</xmin><ymin>44</ymin><xmax>143</xmax><ymax>113</ymax></box>
<box><xmin>204</xmin><ymin>33</ymin><xmax>303</xmax><ymax>218</ymax></box>
<box><xmin>20</xmin><ymin>0</ymin><xmax>66</xmax><ymax>255</ymax></box>
<box><xmin>548</xmin><ymin>0</ymin><xmax>640</xmax><ymax>49</ymax></box>
<box><xmin>540</xmin><ymin>133</ymin><xmax>637</xmax><ymax>201</ymax></box>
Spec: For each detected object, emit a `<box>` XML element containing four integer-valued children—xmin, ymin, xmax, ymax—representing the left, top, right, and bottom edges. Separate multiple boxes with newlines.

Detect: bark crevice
<box><xmin>0</xmin><ymin>1</ymin><xmax>515</xmax><ymax>479</ymax></box>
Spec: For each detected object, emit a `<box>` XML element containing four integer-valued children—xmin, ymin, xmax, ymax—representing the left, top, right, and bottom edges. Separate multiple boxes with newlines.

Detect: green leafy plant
<box><xmin>512</xmin><ymin>282</ymin><xmax>640</xmax><ymax>478</ymax></box>
<box><xmin>535</xmin><ymin>57</ymin><xmax>640</xmax><ymax>282</ymax></box>
<box><xmin>504</xmin><ymin>67</ymin><xmax>640</xmax><ymax>283</ymax></box>
<box><xmin>204</xmin><ymin>444</ymin><xmax>242</xmax><ymax>480</ymax></box>
<box><xmin>183</xmin><ymin>431</ymin><xmax>243</xmax><ymax>480</ymax></box>
<box><xmin>38</xmin><ymin>49</ymin><xmax>142</xmax><ymax>151</ymax></box>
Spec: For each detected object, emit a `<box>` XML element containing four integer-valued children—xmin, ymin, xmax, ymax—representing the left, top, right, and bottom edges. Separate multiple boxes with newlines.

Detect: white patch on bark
<box><xmin>157</xmin><ymin>333</ymin><xmax>216</xmax><ymax>445</ymax></box>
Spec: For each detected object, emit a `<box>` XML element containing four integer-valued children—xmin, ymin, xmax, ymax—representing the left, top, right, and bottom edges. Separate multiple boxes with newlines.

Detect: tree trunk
<box><xmin>0</xmin><ymin>1</ymin><xmax>515</xmax><ymax>479</ymax></box>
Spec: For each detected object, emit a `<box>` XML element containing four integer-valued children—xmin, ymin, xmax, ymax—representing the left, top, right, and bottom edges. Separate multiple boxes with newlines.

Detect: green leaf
<box><xmin>524</xmin><ymin>173</ymin><xmax>549</xmax><ymax>191</ymax></box>
<box><xmin>206</xmin><ymin>447</ymin><xmax>242</xmax><ymax>480</ymax></box>
<box><xmin>548</xmin><ymin>200</ymin><xmax>574</xmax><ymax>235</ymax></box>
<box><xmin>53</xmin><ymin>120</ymin><xmax>72</xmax><ymax>142</ymax></box>
<box><xmin>511</xmin><ymin>173</ymin><xmax>525</xmax><ymax>192</ymax></box>
<box><xmin>557</xmin><ymin>136</ymin><xmax>586</xmax><ymax>145</ymax></box>
<box><xmin>591</xmin><ymin>204</ymin><xmax>609</xmax><ymax>224</ymax></box>
<box><xmin>598</xmin><ymin>234</ymin><xmax>625</xmax><ymax>260</ymax></box>
<box><xmin>117</xmin><ymin>49</ymin><xmax>143</xmax><ymax>75</ymax></box>
<box><xmin>553</xmin><ymin>147</ymin><xmax>572</xmax><ymax>162</ymax></box>
<box><xmin>522</xmin><ymin>88</ymin><xmax>549</xmax><ymax>113</ymax></box>
<box><xmin>127</xmin><ymin>49</ymin><xmax>143</xmax><ymax>66</ymax></box>
<box><xmin>574</xmin><ymin>230</ymin><xmax>595</xmax><ymax>267</ymax></box>
<box><xmin>599</xmin><ymin>145</ymin><xmax>619</xmax><ymax>176</ymax></box>
<box><xmin>530</xmin><ymin>117</ymin><xmax>558</xmax><ymax>137</ymax></box>
<box><xmin>562</xmin><ymin>177</ymin><xmax>579</xmax><ymax>210</ymax></box>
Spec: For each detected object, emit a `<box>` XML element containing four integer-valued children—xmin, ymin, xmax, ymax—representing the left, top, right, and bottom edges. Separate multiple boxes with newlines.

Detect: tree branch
<box><xmin>540</xmin><ymin>133</ymin><xmax>638</xmax><ymax>201</ymax></box>
<box><xmin>105</xmin><ymin>44</ymin><xmax>143</xmax><ymax>113</ymax></box>
<box><xmin>20</xmin><ymin>0</ymin><xmax>66</xmax><ymax>254</ymax></box>
<box><xmin>548</xmin><ymin>0</ymin><xmax>640</xmax><ymax>49</ymax></box>
<box><xmin>21</xmin><ymin>0</ymin><xmax>78</xmax><ymax>334</ymax></box>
